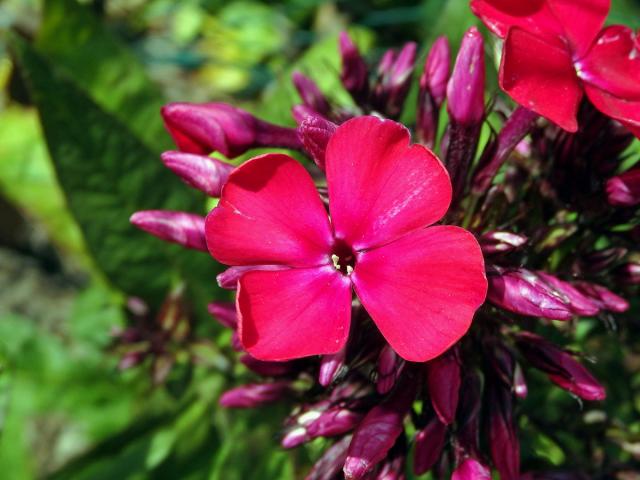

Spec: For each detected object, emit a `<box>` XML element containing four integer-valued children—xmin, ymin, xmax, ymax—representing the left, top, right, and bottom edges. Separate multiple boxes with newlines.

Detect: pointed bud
<box><xmin>372</xmin><ymin>42</ymin><xmax>417</xmax><ymax>118</ymax></box>
<box><xmin>130</xmin><ymin>210</ymin><xmax>207</xmax><ymax>251</ymax></box>
<box><xmin>515</xmin><ymin>332</ymin><xmax>606</xmax><ymax>401</ymax></box>
<box><xmin>207</xmin><ymin>301</ymin><xmax>237</xmax><ymax>329</ymax></box>
<box><xmin>457</xmin><ymin>371</ymin><xmax>482</xmax><ymax>457</ymax></box>
<box><xmin>581</xmin><ymin>247</ymin><xmax>627</xmax><ymax>274</ymax></box>
<box><xmin>376</xmin><ymin>345</ymin><xmax>404</xmax><ymax>394</ymax></box>
<box><xmin>240</xmin><ymin>354</ymin><xmax>295</xmax><ymax>377</ymax></box>
<box><xmin>537</xmin><ymin>272</ymin><xmax>600</xmax><ymax>316</ymax></box>
<box><xmin>161</xmin><ymin>102</ymin><xmax>301</xmax><ymax>158</ymax></box>
<box><xmin>487</xmin><ymin>266</ymin><xmax>573</xmax><ymax>320</ymax></box>
<box><xmin>219</xmin><ymin>381</ymin><xmax>292</xmax><ymax>408</ymax></box>
<box><xmin>479</xmin><ymin>231</ymin><xmax>527</xmax><ymax>255</ymax></box>
<box><xmin>344</xmin><ymin>379</ymin><xmax>416</xmax><ymax>479</ymax></box>
<box><xmin>339</xmin><ymin>32</ymin><xmax>369</xmax><ymax>105</ymax></box>
<box><xmin>488</xmin><ymin>342</ymin><xmax>515</xmax><ymax>388</ymax></box>
<box><xmin>161</xmin><ymin>151</ymin><xmax>234</xmax><ymax>197</ymax></box>
<box><xmin>615</xmin><ymin>262</ymin><xmax>640</xmax><ymax>285</ymax></box>
<box><xmin>488</xmin><ymin>382</ymin><xmax>520</xmax><ymax>480</ymax></box>
<box><xmin>514</xmin><ymin>362</ymin><xmax>528</xmax><ymax>399</ymax></box>
<box><xmin>426</xmin><ymin>349</ymin><xmax>461</xmax><ymax>425</ymax></box>
<box><xmin>606</xmin><ymin>168</ymin><xmax>640</xmax><ymax>207</ymax></box>
<box><xmin>447</xmin><ymin>27</ymin><xmax>485</xmax><ymax>127</ymax></box>
<box><xmin>573</xmin><ymin>281</ymin><xmax>629</xmax><ymax>313</ymax></box>
<box><xmin>375</xmin><ymin>453</ymin><xmax>405</xmax><ymax>480</ymax></box>
<box><xmin>413</xmin><ymin>417</ymin><xmax>447</xmax><ymax>475</ymax></box>
<box><xmin>306</xmin><ymin>435</ymin><xmax>352</xmax><ymax>480</ymax></box>
<box><xmin>417</xmin><ymin>37</ymin><xmax>450</xmax><ymax>147</ymax></box>
<box><xmin>306</xmin><ymin>406</ymin><xmax>364</xmax><ymax>439</ymax></box>
<box><xmin>216</xmin><ymin>264</ymin><xmax>288</xmax><ymax>289</ymax></box>
<box><xmin>292</xmin><ymin>71</ymin><xmax>331</xmax><ymax>117</ymax></box>
<box><xmin>452</xmin><ymin>458</ymin><xmax>491</xmax><ymax>480</ymax></box>
<box><xmin>319</xmin><ymin>347</ymin><xmax>347</xmax><ymax>387</ymax></box>
<box><xmin>297</xmin><ymin>113</ymin><xmax>338</xmax><ymax>170</ymax></box>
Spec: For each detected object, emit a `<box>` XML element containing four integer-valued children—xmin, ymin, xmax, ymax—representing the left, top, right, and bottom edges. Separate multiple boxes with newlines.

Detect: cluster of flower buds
<box><xmin>130</xmin><ymin>1</ymin><xmax>638</xmax><ymax>476</ymax></box>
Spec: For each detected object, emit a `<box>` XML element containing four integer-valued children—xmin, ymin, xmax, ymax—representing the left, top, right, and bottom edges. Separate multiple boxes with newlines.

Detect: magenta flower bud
<box><xmin>219</xmin><ymin>381</ymin><xmax>292</xmax><ymax>408</ymax></box>
<box><xmin>488</xmin><ymin>382</ymin><xmax>520</xmax><ymax>480</ymax></box>
<box><xmin>615</xmin><ymin>262</ymin><xmax>640</xmax><ymax>285</ymax></box>
<box><xmin>319</xmin><ymin>347</ymin><xmax>346</xmax><ymax>387</ymax></box>
<box><xmin>487</xmin><ymin>266</ymin><xmax>573</xmax><ymax>320</ymax></box>
<box><xmin>207</xmin><ymin>301</ymin><xmax>237</xmax><ymax>329</ymax></box>
<box><xmin>446</xmin><ymin>27</ymin><xmax>485</xmax><ymax>127</ymax></box>
<box><xmin>375</xmin><ymin>454</ymin><xmax>405</xmax><ymax>480</ymax></box>
<box><xmin>426</xmin><ymin>349</ymin><xmax>460</xmax><ymax>425</ymax></box>
<box><xmin>413</xmin><ymin>417</ymin><xmax>447</xmax><ymax>475</ymax></box>
<box><xmin>479</xmin><ymin>231</ymin><xmax>527</xmax><ymax>255</ymax></box>
<box><xmin>537</xmin><ymin>272</ymin><xmax>600</xmax><ymax>316</ymax></box>
<box><xmin>376</xmin><ymin>345</ymin><xmax>404</xmax><ymax>394</ymax></box>
<box><xmin>161</xmin><ymin>102</ymin><xmax>301</xmax><ymax>158</ymax></box>
<box><xmin>457</xmin><ymin>371</ymin><xmax>482</xmax><ymax>457</ymax></box>
<box><xmin>515</xmin><ymin>332</ymin><xmax>606</xmax><ymax>401</ymax></box>
<box><xmin>421</xmin><ymin>36</ymin><xmax>450</xmax><ymax>108</ymax></box>
<box><xmin>306</xmin><ymin>406</ymin><xmax>364</xmax><ymax>439</ymax></box>
<box><xmin>306</xmin><ymin>435</ymin><xmax>351</xmax><ymax>480</ymax></box>
<box><xmin>297</xmin><ymin>113</ymin><xmax>338</xmax><ymax>171</ymax></box>
<box><xmin>292</xmin><ymin>71</ymin><xmax>331</xmax><ymax>117</ymax></box>
<box><xmin>488</xmin><ymin>341</ymin><xmax>515</xmax><ymax>388</ymax></box>
<box><xmin>344</xmin><ymin>380</ymin><xmax>416</xmax><ymax>479</ymax></box>
<box><xmin>514</xmin><ymin>363</ymin><xmax>528</xmax><ymax>399</ymax></box>
<box><xmin>216</xmin><ymin>264</ymin><xmax>288</xmax><ymax>290</ymax></box>
<box><xmin>130</xmin><ymin>210</ymin><xmax>207</xmax><ymax>252</ymax></box>
<box><xmin>582</xmin><ymin>247</ymin><xmax>627</xmax><ymax>274</ymax></box>
<box><xmin>452</xmin><ymin>458</ymin><xmax>491</xmax><ymax>480</ymax></box>
<box><xmin>606</xmin><ymin>168</ymin><xmax>640</xmax><ymax>207</ymax></box>
<box><xmin>240</xmin><ymin>354</ymin><xmax>295</xmax><ymax>377</ymax></box>
<box><xmin>574</xmin><ymin>281</ymin><xmax>629</xmax><ymax>313</ymax></box>
<box><xmin>160</xmin><ymin>151</ymin><xmax>234</xmax><ymax>198</ymax></box>
<box><xmin>372</xmin><ymin>42</ymin><xmax>418</xmax><ymax>118</ymax></box>
<box><xmin>339</xmin><ymin>32</ymin><xmax>369</xmax><ymax>105</ymax></box>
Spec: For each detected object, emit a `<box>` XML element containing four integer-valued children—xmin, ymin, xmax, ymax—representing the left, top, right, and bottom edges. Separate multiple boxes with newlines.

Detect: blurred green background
<box><xmin>1</xmin><ymin>1</ymin><xmax>640</xmax><ymax>479</ymax></box>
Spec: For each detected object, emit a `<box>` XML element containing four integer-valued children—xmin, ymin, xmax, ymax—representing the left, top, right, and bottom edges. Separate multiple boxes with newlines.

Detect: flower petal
<box><xmin>352</xmin><ymin>226</ymin><xmax>487</xmax><ymax>362</ymax></box>
<box><xmin>206</xmin><ymin>153</ymin><xmax>333</xmax><ymax>267</ymax></box>
<box><xmin>578</xmin><ymin>26</ymin><xmax>640</xmax><ymax>101</ymax></box>
<box><xmin>500</xmin><ymin>27</ymin><xmax>583</xmax><ymax>132</ymax></box>
<box><xmin>237</xmin><ymin>266</ymin><xmax>352</xmax><ymax>361</ymax></box>
<box><xmin>470</xmin><ymin>0</ymin><xmax>562</xmax><ymax>41</ymax></box>
<box><xmin>548</xmin><ymin>0</ymin><xmax>610</xmax><ymax>56</ymax></box>
<box><xmin>326</xmin><ymin>116</ymin><xmax>451</xmax><ymax>251</ymax></box>
<box><xmin>584</xmin><ymin>84</ymin><xmax>640</xmax><ymax>138</ymax></box>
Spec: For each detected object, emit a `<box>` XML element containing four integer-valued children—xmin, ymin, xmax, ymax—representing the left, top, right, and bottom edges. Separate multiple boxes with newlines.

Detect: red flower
<box><xmin>205</xmin><ymin>116</ymin><xmax>487</xmax><ymax>362</ymax></box>
<box><xmin>471</xmin><ymin>0</ymin><xmax>640</xmax><ymax>136</ymax></box>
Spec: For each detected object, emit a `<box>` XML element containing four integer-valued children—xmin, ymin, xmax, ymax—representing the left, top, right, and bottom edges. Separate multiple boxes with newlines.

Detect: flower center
<box><xmin>331</xmin><ymin>240</ymin><xmax>356</xmax><ymax>276</ymax></box>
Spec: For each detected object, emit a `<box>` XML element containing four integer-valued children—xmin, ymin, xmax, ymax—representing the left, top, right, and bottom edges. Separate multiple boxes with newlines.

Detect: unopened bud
<box><xmin>606</xmin><ymin>168</ymin><xmax>640</xmax><ymax>207</ymax></box>
<box><xmin>297</xmin><ymin>113</ymin><xmax>338</xmax><ymax>171</ymax></box>
<box><xmin>372</xmin><ymin>42</ymin><xmax>417</xmax><ymax>118</ymax></box>
<box><xmin>161</xmin><ymin>151</ymin><xmax>234</xmax><ymax>198</ymax></box>
<box><xmin>537</xmin><ymin>272</ymin><xmax>600</xmax><ymax>317</ymax></box>
<box><xmin>319</xmin><ymin>347</ymin><xmax>347</xmax><ymax>387</ymax></box>
<box><xmin>292</xmin><ymin>71</ymin><xmax>331</xmax><ymax>117</ymax></box>
<box><xmin>413</xmin><ymin>416</ymin><xmax>447</xmax><ymax>475</ymax></box>
<box><xmin>479</xmin><ymin>231</ymin><xmax>527</xmax><ymax>255</ymax></box>
<box><xmin>240</xmin><ymin>354</ymin><xmax>295</xmax><ymax>377</ymax></box>
<box><xmin>488</xmin><ymin>382</ymin><xmax>520</xmax><ymax>480</ymax></box>
<box><xmin>452</xmin><ymin>458</ymin><xmax>491</xmax><ymax>480</ymax></box>
<box><xmin>306</xmin><ymin>435</ymin><xmax>352</xmax><ymax>480</ymax></box>
<box><xmin>426</xmin><ymin>349</ymin><xmax>460</xmax><ymax>425</ymax></box>
<box><xmin>207</xmin><ymin>301</ymin><xmax>237</xmax><ymax>329</ymax></box>
<box><xmin>574</xmin><ymin>281</ymin><xmax>629</xmax><ymax>313</ymax></box>
<box><xmin>376</xmin><ymin>345</ymin><xmax>404</xmax><ymax>394</ymax></box>
<box><xmin>457</xmin><ymin>371</ymin><xmax>482</xmax><ymax>457</ymax></box>
<box><xmin>130</xmin><ymin>210</ymin><xmax>207</xmax><ymax>251</ymax></box>
<box><xmin>219</xmin><ymin>381</ymin><xmax>292</xmax><ymax>408</ymax></box>
<box><xmin>216</xmin><ymin>264</ymin><xmax>288</xmax><ymax>289</ymax></box>
<box><xmin>161</xmin><ymin>102</ymin><xmax>301</xmax><ymax>158</ymax></box>
<box><xmin>339</xmin><ymin>32</ymin><xmax>369</xmax><ymax>105</ymax></box>
<box><xmin>615</xmin><ymin>262</ymin><xmax>640</xmax><ymax>285</ymax></box>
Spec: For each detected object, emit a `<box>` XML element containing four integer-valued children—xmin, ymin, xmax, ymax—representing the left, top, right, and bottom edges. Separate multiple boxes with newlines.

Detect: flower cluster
<box><xmin>130</xmin><ymin>1</ymin><xmax>639</xmax><ymax>477</ymax></box>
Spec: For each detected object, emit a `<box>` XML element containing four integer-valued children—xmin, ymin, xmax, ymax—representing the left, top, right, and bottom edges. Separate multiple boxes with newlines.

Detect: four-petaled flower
<box><xmin>205</xmin><ymin>116</ymin><xmax>487</xmax><ymax>362</ymax></box>
<box><xmin>471</xmin><ymin>0</ymin><xmax>640</xmax><ymax>136</ymax></box>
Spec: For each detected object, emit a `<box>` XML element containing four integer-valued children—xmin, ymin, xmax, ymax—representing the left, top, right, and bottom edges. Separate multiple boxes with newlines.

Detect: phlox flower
<box><xmin>471</xmin><ymin>0</ymin><xmax>640</xmax><ymax>136</ymax></box>
<box><xmin>205</xmin><ymin>116</ymin><xmax>487</xmax><ymax>362</ymax></box>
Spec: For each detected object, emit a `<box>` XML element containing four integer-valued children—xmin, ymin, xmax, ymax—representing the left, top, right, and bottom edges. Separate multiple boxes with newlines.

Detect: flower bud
<box><xmin>606</xmin><ymin>168</ymin><xmax>640</xmax><ymax>207</ymax></box>
<box><xmin>514</xmin><ymin>362</ymin><xmax>528</xmax><ymax>399</ymax></box>
<box><xmin>447</xmin><ymin>27</ymin><xmax>485</xmax><ymax>127</ymax></box>
<box><xmin>219</xmin><ymin>381</ymin><xmax>292</xmax><ymax>408</ymax></box>
<box><xmin>375</xmin><ymin>453</ymin><xmax>405</xmax><ymax>480</ymax></box>
<box><xmin>515</xmin><ymin>332</ymin><xmax>606</xmax><ymax>401</ymax></box>
<box><xmin>339</xmin><ymin>32</ymin><xmax>369</xmax><ymax>105</ymax></box>
<box><xmin>488</xmin><ymin>382</ymin><xmax>520</xmax><ymax>480</ymax></box>
<box><xmin>306</xmin><ymin>435</ymin><xmax>351</xmax><ymax>480</ymax></box>
<box><xmin>426</xmin><ymin>349</ymin><xmax>460</xmax><ymax>425</ymax></box>
<box><xmin>130</xmin><ymin>210</ymin><xmax>207</xmax><ymax>251</ymax></box>
<box><xmin>537</xmin><ymin>272</ymin><xmax>600</xmax><ymax>317</ymax></box>
<box><xmin>580</xmin><ymin>247</ymin><xmax>628</xmax><ymax>274</ymax></box>
<box><xmin>452</xmin><ymin>458</ymin><xmax>491</xmax><ymax>480</ymax></box>
<box><xmin>283</xmin><ymin>401</ymin><xmax>363</xmax><ymax>448</ymax></box>
<box><xmin>319</xmin><ymin>347</ymin><xmax>346</xmax><ymax>387</ymax></box>
<box><xmin>376</xmin><ymin>345</ymin><xmax>404</xmax><ymax>394</ymax></box>
<box><xmin>372</xmin><ymin>42</ymin><xmax>417</xmax><ymax>118</ymax></box>
<box><xmin>615</xmin><ymin>262</ymin><xmax>640</xmax><ymax>285</ymax></box>
<box><xmin>416</xmin><ymin>36</ymin><xmax>450</xmax><ymax>147</ymax></box>
<box><xmin>161</xmin><ymin>102</ymin><xmax>301</xmax><ymax>158</ymax></box>
<box><xmin>573</xmin><ymin>281</ymin><xmax>629</xmax><ymax>313</ymax></box>
<box><xmin>161</xmin><ymin>151</ymin><xmax>234</xmax><ymax>197</ymax></box>
<box><xmin>297</xmin><ymin>113</ymin><xmax>338</xmax><ymax>170</ymax></box>
<box><xmin>292</xmin><ymin>71</ymin><xmax>331</xmax><ymax>117</ymax></box>
<box><xmin>456</xmin><ymin>371</ymin><xmax>482</xmax><ymax>457</ymax></box>
<box><xmin>486</xmin><ymin>266</ymin><xmax>573</xmax><ymax>320</ymax></box>
<box><xmin>344</xmin><ymin>379</ymin><xmax>416</xmax><ymax>479</ymax></box>
<box><xmin>216</xmin><ymin>264</ymin><xmax>288</xmax><ymax>289</ymax></box>
<box><xmin>479</xmin><ymin>231</ymin><xmax>527</xmax><ymax>255</ymax></box>
<box><xmin>240</xmin><ymin>354</ymin><xmax>295</xmax><ymax>377</ymax></box>
<box><xmin>207</xmin><ymin>301</ymin><xmax>237</xmax><ymax>329</ymax></box>
<box><xmin>413</xmin><ymin>416</ymin><xmax>447</xmax><ymax>475</ymax></box>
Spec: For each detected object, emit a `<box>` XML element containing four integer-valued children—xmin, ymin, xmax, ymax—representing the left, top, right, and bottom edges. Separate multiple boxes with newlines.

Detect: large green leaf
<box><xmin>35</xmin><ymin>0</ymin><xmax>169</xmax><ymax>150</ymax></box>
<box><xmin>10</xmin><ymin>34</ymin><xmax>206</xmax><ymax>302</ymax></box>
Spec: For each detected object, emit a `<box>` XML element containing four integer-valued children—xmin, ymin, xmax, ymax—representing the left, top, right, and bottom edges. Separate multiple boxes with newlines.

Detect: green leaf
<box><xmin>9</xmin><ymin>34</ymin><xmax>204</xmax><ymax>302</ymax></box>
<box><xmin>35</xmin><ymin>0</ymin><xmax>169</xmax><ymax>150</ymax></box>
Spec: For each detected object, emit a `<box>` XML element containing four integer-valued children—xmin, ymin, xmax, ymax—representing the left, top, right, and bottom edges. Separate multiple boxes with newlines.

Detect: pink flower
<box><xmin>205</xmin><ymin>116</ymin><xmax>487</xmax><ymax>362</ymax></box>
<box><xmin>471</xmin><ymin>0</ymin><xmax>640</xmax><ymax>137</ymax></box>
